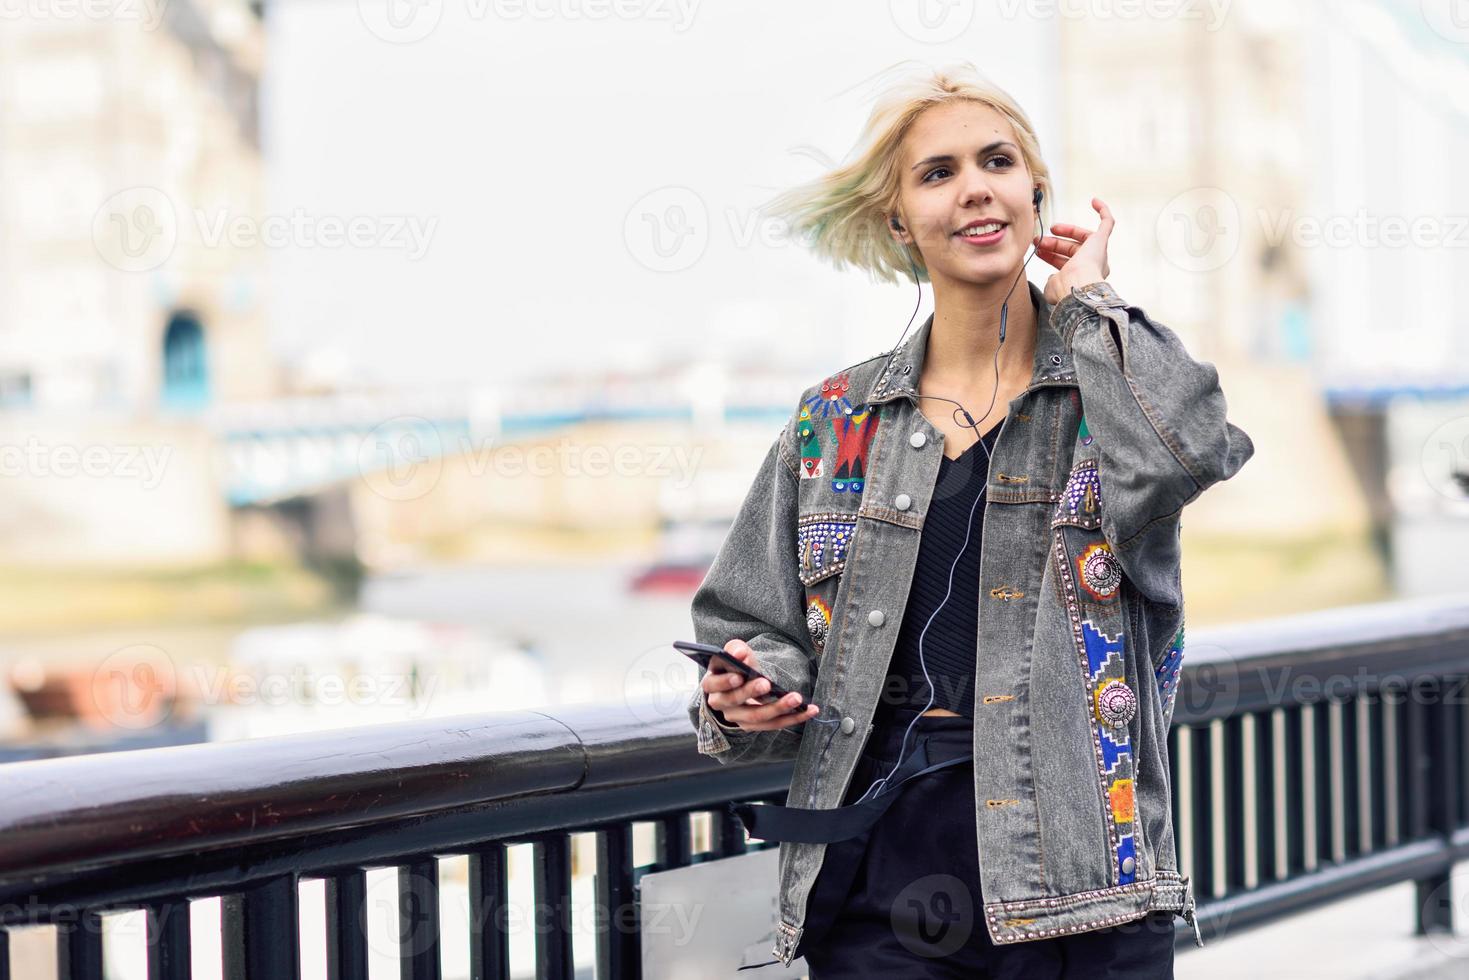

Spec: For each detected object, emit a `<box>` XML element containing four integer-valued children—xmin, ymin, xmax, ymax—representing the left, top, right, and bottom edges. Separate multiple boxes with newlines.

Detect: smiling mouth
<box><xmin>955</xmin><ymin>222</ymin><xmax>1008</xmax><ymax>243</ymax></box>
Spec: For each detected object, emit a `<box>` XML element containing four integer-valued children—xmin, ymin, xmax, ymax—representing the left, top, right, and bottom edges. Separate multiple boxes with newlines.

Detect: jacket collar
<box><xmin>865</xmin><ymin>279</ymin><xmax>1074</xmax><ymax>408</ymax></box>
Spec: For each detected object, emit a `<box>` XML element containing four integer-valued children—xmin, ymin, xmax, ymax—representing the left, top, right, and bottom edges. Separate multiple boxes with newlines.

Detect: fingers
<box><xmin>731</xmin><ymin>690</ymin><xmax>821</xmax><ymax>731</ymax></box>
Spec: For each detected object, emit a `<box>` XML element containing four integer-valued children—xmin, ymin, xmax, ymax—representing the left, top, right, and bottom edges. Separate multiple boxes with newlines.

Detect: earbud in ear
<box><xmin>1033</xmin><ymin>187</ymin><xmax>1043</xmax><ymax>210</ymax></box>
<box><xmin>889</xmin><ymin>215</ymin><xmax>903</xmax><ymax>232</ymax></box>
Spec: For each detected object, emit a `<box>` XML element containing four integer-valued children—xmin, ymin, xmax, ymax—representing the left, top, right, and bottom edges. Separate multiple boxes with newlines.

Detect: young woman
<box><xmin>689</xmin><ymin>62</ymin><xmax>1253</xmax><ymax>978</ymax></box>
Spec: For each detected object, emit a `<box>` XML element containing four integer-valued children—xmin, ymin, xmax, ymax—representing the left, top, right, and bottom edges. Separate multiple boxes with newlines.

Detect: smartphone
<box><xmin>673</xmin><ymin>639</ymin><xmax>808</xmax><ymax>709</ymax></box>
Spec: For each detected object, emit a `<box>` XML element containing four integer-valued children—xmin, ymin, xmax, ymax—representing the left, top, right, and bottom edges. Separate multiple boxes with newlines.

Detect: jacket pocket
<box><xmin>796</xmin><ymin>512</ymin><xmax>858</xmax><ymax>586</ymax></box>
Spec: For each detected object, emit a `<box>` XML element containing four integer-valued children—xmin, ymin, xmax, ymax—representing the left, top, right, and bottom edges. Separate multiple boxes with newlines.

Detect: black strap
<box><xmin>728</xmin><ymin>733</ymin><xmax>973</xmax><ymax>844</ymax></box>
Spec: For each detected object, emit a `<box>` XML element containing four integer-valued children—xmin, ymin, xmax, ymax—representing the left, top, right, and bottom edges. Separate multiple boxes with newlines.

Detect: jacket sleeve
<box><xmin>1052</xmin><ymin>281</ymin><xmax>1255</xmax><ymax>608</ymax></box>
<box><xmin>686</xmin><ymin>409</ymin><xmax>817</xmax><ymax>765</ymax></box>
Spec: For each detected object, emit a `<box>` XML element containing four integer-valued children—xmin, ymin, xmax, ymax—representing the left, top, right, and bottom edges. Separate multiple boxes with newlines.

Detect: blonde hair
<box><xmin>763</xmin><ymin>61</ymin><xmax>1053</xmax><ymax>286</ymax></box>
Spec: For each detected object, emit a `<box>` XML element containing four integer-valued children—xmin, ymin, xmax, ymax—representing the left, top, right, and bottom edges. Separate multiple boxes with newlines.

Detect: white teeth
<box><xmin>959</xmin><ymin>223</ymin><xmax>1004</xmax><ymax>237</ymax></box>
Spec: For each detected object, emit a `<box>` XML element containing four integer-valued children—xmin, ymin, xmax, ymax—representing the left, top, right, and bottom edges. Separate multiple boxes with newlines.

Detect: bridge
<box><xmin>1</xmin><ymin>594</ymin><xmax>1467</xmax><ymax>977</ymax></box>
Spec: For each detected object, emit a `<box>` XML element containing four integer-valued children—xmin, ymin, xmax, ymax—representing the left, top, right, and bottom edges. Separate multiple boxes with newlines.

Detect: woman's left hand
<box><xmin>1037</xmin><ymin>196</ymin><xmax>1114</xmax><ymax>306</ymax></box>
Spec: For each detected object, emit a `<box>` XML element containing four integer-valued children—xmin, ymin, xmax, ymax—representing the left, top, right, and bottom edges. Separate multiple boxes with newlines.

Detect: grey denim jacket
<box><xmin>687</xmin><ymin>279</ymin><xmax>1254</xmax><ymax>965</ymax></box>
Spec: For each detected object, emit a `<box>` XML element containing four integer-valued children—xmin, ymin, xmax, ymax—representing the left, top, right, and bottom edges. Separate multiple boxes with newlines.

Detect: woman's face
<box><xmin>891</xmin><ymin>101</ymin><xmax>1038</xmax><ymax>288</ymax></box>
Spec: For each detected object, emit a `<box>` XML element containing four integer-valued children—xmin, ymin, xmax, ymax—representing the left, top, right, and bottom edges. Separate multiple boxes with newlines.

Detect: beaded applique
<box><xmin>796</xmin><ymin>515</ymin><xmax>857</xmax><ymax>586</ymax></box>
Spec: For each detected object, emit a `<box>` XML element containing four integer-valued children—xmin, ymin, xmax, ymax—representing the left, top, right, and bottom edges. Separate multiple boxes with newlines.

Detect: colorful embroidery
<box><xmin>805</xmin><ymin>595</ymin><xmax>832</xmax><ymax>652</ymax></box>
<box><xmin>1080</xmin><ymin>619</ymin><xmax>1138</xmax><ymax>885</ymax></box>
<box><xmin>1156</xmin><ymin>622</ymin><xmax>1185</xmax><ymax>721</ymax></box>
<box><xmin>796</xmin><ymin>517</ymin><xmax>856</xmax><ymax>586</ymax></box>
<box><xmin>1109</xmin><ymin>778</ymin><xmax>1135</xmax><ymax>823</ymax></box>
<box><xmin>830</xmin><ymin>405</ymin><xmax>880</xmax><ymax>493</ymax></box>
<box><xmin>797</xmin><ymin>405</ymin><xmax>823</xmax><ymax>480</ymax></box>
<box><xmin>1055</xmin><ymin>458</ymin><xmax>1102</xmax><ymax>525</ymax></box>
<box><xmin>804</xmin><ymin>371</ymin><xmax>853</xmax><ymax>420</ymax></box>
<box><xmin>1077</xmin><ymin>541</ymin><xmax>1121</xmax><ymax>601</ymax></box>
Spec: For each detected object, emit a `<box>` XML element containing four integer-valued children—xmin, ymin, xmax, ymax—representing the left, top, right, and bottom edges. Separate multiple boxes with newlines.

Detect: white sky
<box><xmin>261</xmin><ymin>0</ymin><xmax>1059</xmax><ymax>387</ymax></box>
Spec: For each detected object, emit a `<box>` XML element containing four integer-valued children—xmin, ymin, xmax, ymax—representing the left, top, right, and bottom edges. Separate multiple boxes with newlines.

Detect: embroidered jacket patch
<box><xmin>830</xmin><ymin>405</ymin><xmax>879</xmax><ymax>493</ymax></box>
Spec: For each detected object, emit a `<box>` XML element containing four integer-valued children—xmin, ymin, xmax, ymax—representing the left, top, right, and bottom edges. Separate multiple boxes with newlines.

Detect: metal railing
<box><xmin>1</xmin><ymin>593</ymin><xmax>1467</xmax><ymax>978</ymax></box>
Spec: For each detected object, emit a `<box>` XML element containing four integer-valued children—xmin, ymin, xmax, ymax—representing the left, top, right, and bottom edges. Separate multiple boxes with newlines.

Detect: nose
<box><xmin>957</xmin><ymin>161</ymin><xmax>998</xmax><ymax>211</ymax></box>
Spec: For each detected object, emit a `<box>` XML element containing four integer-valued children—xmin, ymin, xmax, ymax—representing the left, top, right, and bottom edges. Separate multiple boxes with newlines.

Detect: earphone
<box><xmin>799</xmin><ymin>185</ymin><xmax>1047</xmax><ymax>803</ymax></box>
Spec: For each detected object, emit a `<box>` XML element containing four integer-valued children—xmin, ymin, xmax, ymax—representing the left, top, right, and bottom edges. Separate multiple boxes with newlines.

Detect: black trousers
<box><xmin>795</xmin><ymin>711</ymin><xmax>1177</xmax><ymax>979</ymax></box>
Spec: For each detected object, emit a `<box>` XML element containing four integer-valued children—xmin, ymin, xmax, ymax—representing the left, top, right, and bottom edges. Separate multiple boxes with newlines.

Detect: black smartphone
<box><xmin>673</xmin><ymin>640</ymin><xmax>807</xmax><ymax>708</ymax></box>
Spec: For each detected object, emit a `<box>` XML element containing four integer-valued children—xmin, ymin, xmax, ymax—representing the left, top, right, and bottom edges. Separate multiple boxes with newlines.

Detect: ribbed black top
<box><xmin>873</xmin><ymin>422</ymin><xmax>1001</xmax><ymax>725</ymax></box>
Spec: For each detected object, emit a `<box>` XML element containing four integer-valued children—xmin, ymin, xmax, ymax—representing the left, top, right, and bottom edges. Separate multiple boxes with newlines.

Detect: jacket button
<box><xmin>868</xmin><ymin>609</ymin><xmax>885</xmax><ymax>627</ymax></box>
<box><xmin>909</xmin><ymin>431</ymin><xmax>927</xmax><ymax>448</ymax></box>
<box><xmin>894</xmin><ymin>493</ymin><xmax>911</xmax><ymax>511</ymax></box>
<box><xmin>840</xmin><ymin>716</ymin><xmax>856</xmax><ymax>735</ymax></box>
<box><xmin>1120</xmin><ymin>856</ymin><xmax>1136</xmax><ymax>875</ymax></box>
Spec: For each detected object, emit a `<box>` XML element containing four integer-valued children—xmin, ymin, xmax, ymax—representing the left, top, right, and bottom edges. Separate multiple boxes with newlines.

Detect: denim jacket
<box><xmin>687</xmin><ymin>279</ymin><xmax>1254</xmax><ymax>965</ymax></box>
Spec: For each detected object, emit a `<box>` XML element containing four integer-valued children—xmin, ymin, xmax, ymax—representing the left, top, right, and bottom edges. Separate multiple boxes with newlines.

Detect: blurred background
<box><xmin>1</xmin><ymin>0</ymin><xmax>1468</xmax><ymax>975</ymax></box>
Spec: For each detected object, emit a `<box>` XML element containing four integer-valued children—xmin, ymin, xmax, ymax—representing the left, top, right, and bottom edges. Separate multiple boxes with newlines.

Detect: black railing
<box><xmin>1</xmin><ymin>593</ymin><xmax>1467</xmax><ymax>978</ymax></box>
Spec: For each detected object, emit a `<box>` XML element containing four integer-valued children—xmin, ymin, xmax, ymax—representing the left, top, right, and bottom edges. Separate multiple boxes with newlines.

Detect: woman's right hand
<box><xmin>703</xmin><ymin>639</ymin><xmax>820</xmax><ymax>732</ymax></box>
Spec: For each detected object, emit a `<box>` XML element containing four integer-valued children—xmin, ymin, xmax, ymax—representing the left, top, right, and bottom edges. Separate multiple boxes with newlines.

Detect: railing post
<box><xmin>594</xmin><ymin>825</ymin><xmax>639</xmax><ymax>980</ymax></box>
<box><xmin>145</xmin><ymin>900</ymin><xmax>192</xmax><ymax>980</ymax></box>
<box><xmin>223</xmin><ymin>874</ymin><xmax>301</xmax><ymax>980</ymax></box>
<box><xmin>56</xmin><ymin>909</ymin><xmax>103</xmax><ymax>980</ymax></box>
<box><xmin>399</xmin><ymin>859</ymin><xmax>442</xmax><ymax>980</ymax></box>
<box><xmin>1412</xmin><ymin>676</ymin><xmax>1458</xmax><ymax>936</ymax></box>
<box><xmin>325</xmin><ymin>871</ymin><xmax>369</xmax><ymax>980</ymax></box>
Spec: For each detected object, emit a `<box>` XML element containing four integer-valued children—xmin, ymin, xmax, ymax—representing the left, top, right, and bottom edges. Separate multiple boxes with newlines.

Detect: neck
<box><xmin>924</xmin><ymin>267</ymin><xmax>1038</xmax><ymax>389</ymax></box>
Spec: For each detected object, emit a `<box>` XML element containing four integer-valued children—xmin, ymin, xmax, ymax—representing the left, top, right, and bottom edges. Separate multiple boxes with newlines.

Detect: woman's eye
<box><xmin>921</xmin><ymin>155</ymin><xmax>1013</xmax><ymax>183</ymax></box>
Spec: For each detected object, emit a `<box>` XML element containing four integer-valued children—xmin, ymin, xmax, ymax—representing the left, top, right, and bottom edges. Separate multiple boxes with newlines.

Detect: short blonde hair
<box><xmin>763</xmin><ymin>61</ymin><xmax>1053</xmax><ymax>286</ymax></box>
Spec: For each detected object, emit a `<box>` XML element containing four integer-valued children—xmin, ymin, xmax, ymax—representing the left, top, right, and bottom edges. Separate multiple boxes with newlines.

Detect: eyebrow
<box><xmin>910</xmin><ymin>141</ymin><xmax>1019</xmax><ymax>171</ymax></box>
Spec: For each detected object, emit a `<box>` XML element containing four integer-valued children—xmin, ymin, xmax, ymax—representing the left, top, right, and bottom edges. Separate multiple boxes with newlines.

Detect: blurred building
<box><xmin>0</xmin><ymin>0</ymin><xmax>275</xmax><ymax>416</ymax></box>
<box><xmin>1054</xmin><ymin>0</ymin><xmax>1469</xmax><ymax>599</ymax></box>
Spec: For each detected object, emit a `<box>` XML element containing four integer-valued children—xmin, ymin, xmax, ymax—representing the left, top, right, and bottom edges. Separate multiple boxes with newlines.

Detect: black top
<box><xmin>872</xmin><ymin>422</ymin><xmax>1001</xmax><ymax>726</ymax></box>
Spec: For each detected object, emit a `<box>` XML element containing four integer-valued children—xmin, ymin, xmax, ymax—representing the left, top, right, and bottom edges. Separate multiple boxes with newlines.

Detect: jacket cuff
<box><xmin>1052</xmin><ymin>281</ymin><xmax>1130</xmax><ymax>351</ymax></box>
<box><xmin>695</xmin><ymin>690</ymin><xmax>755</xmax><ymax>756</ymax></box>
